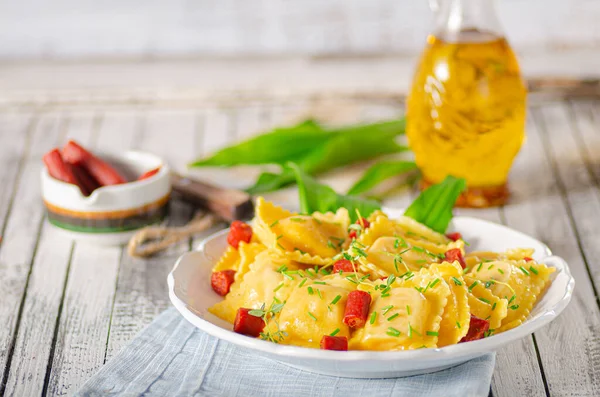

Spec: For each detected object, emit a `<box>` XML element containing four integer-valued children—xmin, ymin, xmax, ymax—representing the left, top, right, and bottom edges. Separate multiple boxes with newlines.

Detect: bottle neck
<box><xmin>432</xmin><ymin>0</ymin><xmax>504</xmax><ymax>42</ymax></box>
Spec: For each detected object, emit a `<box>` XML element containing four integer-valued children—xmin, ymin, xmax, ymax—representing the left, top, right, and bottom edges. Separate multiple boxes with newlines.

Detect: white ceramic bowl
<box><xmin>168</xmin><ymin>210</ymin><xmax>574</xmax><ymax>378</ymax></box>
<box><xmin>41</xmin><ymin>151</ymin><xmax>171</xmax><ymax>245</ymax></box>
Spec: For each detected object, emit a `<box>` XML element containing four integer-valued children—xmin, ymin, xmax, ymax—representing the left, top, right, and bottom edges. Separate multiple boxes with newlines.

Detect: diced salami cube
<box><xmin>234</xmin><ymin>308</ymin><xmax>266</xmax><ymax>337</ymax></box>
<box><xmin>211</xmin><ymin>270</ymin><xmax>236</xmax><ymax>296</ymax></box>
<box><xmin>227</xmin><ymin>220</ymin><xmax>253</xmax><ymax>249</ymax></box>
<box><xmin>459</xmin><ymin>315</ymin><xmax>490</xmax><ymax>342</ymax></box>
<box><xmin>333</xmin><ymin>259</ymin><xmax>355</xmax><ymax>273</ymax></box>
<box><xmin>445</xmin><ymin>248</ymin><xmax>467</xmax><ymax>269</ymax></box>
<box><xmin>320</xmin><ymin>335</ymin><xmax>348</xmax><ymax>351</ymax></box>
<box><xmin>343</xmin><ymin>290</ymin><xmax>372</xmax><ymax>328</ymax></box>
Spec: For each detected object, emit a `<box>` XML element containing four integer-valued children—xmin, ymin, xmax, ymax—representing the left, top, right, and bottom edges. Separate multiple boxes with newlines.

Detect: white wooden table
<box><xmin>0</xmin><ymin>95</ymin><xmax>599</xmax><ymax>397</ymax></box>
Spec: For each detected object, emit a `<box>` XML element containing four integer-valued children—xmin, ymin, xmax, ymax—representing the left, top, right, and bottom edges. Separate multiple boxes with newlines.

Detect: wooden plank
<box><xmin>569</xmin><ymin>100</ymin><xmax>600</xmax><ymax>287</ymax></box>
<box><xmin>0</xmin><ymin>113</ymin><xmax>62</xmax><ymax>393</ymax></box>
<box><xmin>45</xmin><ymin>111</ymin><xmax>138</xmax><ymax>396</ymax></box>
<box><xmin>499</xmin><ymin>105</ymin><xmax>600</xmax><ymax>396</ymax></box>
<box><xmin>104</xmin><ymin>110</ymin><xmax>197</xmax><ymax>361</ymax></box>
<box><xmin>3</xmin><ymin>112</ymin><xmax>97</xmax><ymax>396</ymax></box>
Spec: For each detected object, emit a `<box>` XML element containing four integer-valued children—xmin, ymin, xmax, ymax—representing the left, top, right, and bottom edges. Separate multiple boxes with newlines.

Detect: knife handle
<box><xmin>170</xmin><ymin>173</ymin><xmax>254</xmax><ymax>222</ymax></box>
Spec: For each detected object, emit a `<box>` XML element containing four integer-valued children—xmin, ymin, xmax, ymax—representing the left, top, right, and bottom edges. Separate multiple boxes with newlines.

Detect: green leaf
<box><xmin>189</xmin><ymin>120</ymin><xmax>328</xmax><ymax>167</ymax></box>
<box><xmin>247</xmin><ymin>119</ymin><xmax>408</xmax><ymax>194</ymax></box>
<box><xmin>404</xmin><ymin>175</ymin><xmax>467</xmax><ymax>234</ymax></box>
<box><xmin>289</xmin><ymin>162</ymin><xmax>380</xmax><ymax>222</ymax></box>
<box><xmin>347</xmin><ymin>160</ymin><xmax>418</xmax><ymax>195</ymax></box>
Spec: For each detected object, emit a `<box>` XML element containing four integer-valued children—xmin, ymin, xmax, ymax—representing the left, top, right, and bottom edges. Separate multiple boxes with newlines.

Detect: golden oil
<box><xmin>407</xmin><ymin>33</ymin><xmax>526</xmax><ymax>207</ymax></box>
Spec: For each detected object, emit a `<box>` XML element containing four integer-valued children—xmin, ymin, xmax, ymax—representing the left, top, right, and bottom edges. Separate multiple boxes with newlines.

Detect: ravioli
<box><xmin>467</xmin><ymin>259</ymin><xmax>554</xmax><ymax>331</ymax></box>
<box><xmin>208</xmin><ymin>197</ymin><xmax>555</xmax><ymax>350</ymax></box>
<box><xmin>351</xmin><ymin>271</ymin><xmax>450</xmax><ymax>350</ymax></box>
<box><xmin>464</xmin><ymin>275</ymin><xmax>508</xmax><ymax>330</ymax></box>
<box><xmin>253</xmin><ymin>197</ymin><xmax>350</xmax><ymax>265</ymax></box>
<box><xmin>208</xmin><ymin>251</ymin><xmax>300</xmax><ymax>323</ymax></box>
<box><xmin>278</xmin><ymin>276</ymin><xmax>354</xmax><ymax>348</ymax></box>
<box><xmin>211</xmin><ymin>242</ymin><xmax>267</xmax><ymax>285</ymax></box>
<box><xmin>358</xmin><ymin>215</ymin><xmax>462</xmax><ymax>277</ymax></box>
<box><xmin>428</xmin><ymin>262</ymin><xmax>470</xmax><ymax>346</ymax></box>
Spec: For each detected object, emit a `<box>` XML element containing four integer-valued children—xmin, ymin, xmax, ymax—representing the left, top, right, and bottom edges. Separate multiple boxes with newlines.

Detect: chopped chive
<box><xmin>276</xmin><ymin>235</ymin><xmax>283</xmax><ymax>241</ymax></box>
<box><xmin>382</xmin><ymin>305</ymin><xmax>394</xmax><ymax>315</ymax></box>
<box><xmin>386</xmin><ymin>327</ymin><xmax>401</xmax><ymax>337</ymax></box>
<box><xmin>381</xmin><ymin>293</ymin><xmax>390</xmax><ymax>298</ymax></box>
<box><xmin>468</xmin><ymin>281</ymin><xmax>479</xmax><ymax>292</ymax></box>
<box><xmin>312</xmin><ymin>217</ymin><xmax>322</xmax><ymax>225</ymax></box>
<box><xmin>406</xmin><ymin>305</ymin><xmax>411</xmax><ymax>315</ymax></box>
<box><xmin>277</xmin><ymin>243</ymin><xmax>285</xmax><ymax>250</ymax></box>
<box><xmin>477</xmin><ymin>262</ymin><xmax>483</xmax><ymax>272</ymax></box>
<box><xmin>330</xmin><ymin>328</ymin><xmax>340</xmax><ymax>336</ymax></box>
<box><xmin>313</xmin><ymin>281</ymin><xmax>326</xmax><ymax>285</ymax></box>
<box><xmin>387</xmin><ymin>313</ymin><xmax>400</xmax><ymax>321</ymax></box>
<box><xmin>498</xmin><ymin>268</ymin><xmax>505</xmax><ymax>274</ymax></box>
<box><xmin>478</xmin><ymin>297</ymin><xmax>491</xmax><ymax>304</ymax></box>
<box><xmin>270</xmin><ymin>220</ymin><xmax>279</xmax><ymax>228</ymax></box>
<box><xmin>463</xmin><ymin>267</ymin><xmax>470</xmax><ymax>274</ymax></box>
<box><xmin>307</xmin><ymin>312</ymin><xmax>317</xmax><ymax>321</ymax></box>
<box><xmin>492</xmin><ymin>302</ymin><xmax>497</xmax><ymax>311</ymax></box>
<box><xmin>426</xmin><ymin>331</ymin><xmax>439</xmax><ymax>336</ymax></box>
<box><xmin>319</xmin><ymin>268</ymin><xmax>331</xmax><ymax>275</ymax></box>
<box><xmin>488</xmin><ymin>264</ymin><xmax>494</xmax><ymax>270</ymax></box>
<box><xmin>529</xmin><ymin>266</ymin><xmax>539</xmax><ymax>275</ymax></box>
<box><xmin>415</xmin><ymin>259</ymin><xmax>429</xmax><ymax>264</ymax></box>
<box><xmin>370</xmin><ymin>311</ymin><xmax>377</xmax><ymax>324</ymax></box>
<box><xmin>519</xmin><ymin>266</ymin><xmax>530</xmax><ymax>276</ymax></box>
<box><xmin>456</xmin><ymin>321</ymin><xmax>461</xmax><ymax>329</ymax></box>
<box><xmin>394</xmin><ymin>239</ymin><xmax>400</xmax><ymax>249</ymax></box>
<box><xmin>298</xmin><ymin>278</ymin><xmax>307</xmax><ymax>288</ymax></box>
<box><xmin>429</xmin><ymin>278</ymin><xmax>440</xmax><ymax>288</ymax></box>
<box><xmin>290</xmin><ymin>217</ymin><xmax>305</xmax><ymax>222</ymax></box>
<box><xmin>451</xmin><ymin>277</ymin><xmax>462</xmax><ymax>286</ymax></box>
<box><xmin>295</xmin><ymin>248</ymin><xmax>307</xmax><ymax>254</ymax></box>
<box><xmin>283</xmin><ymin>273</ymin><xmax>294</xmax><ymax>280</ymax></box>
<box><xmin>273</xmin><ymin>283</ymin><xmax>284</xmax><ymax>292</ymax></box>
<box><xmin>508</xmin><ymin>295</ymin><xmax>516</xmax><ymax>304</ymax></box>
<box><xmin>276</xmin><ymin>265</ymin><xmax>287</xmax><ymax>272</ymax></box>
<box><xmin>331</xmin><ymin>295</ymin><xmax>342</xmax><ymax>305</ymax></box>
<box><xmin>509</xmin><ymin>304</ymin><xmax>520</xmax><ymax>310</ymax></box>
<box><xmin>316</xmin><ymin>289</ymin><xmax>323</xmax><ymax>299</ymax></box>
<box><xmin>411</xmin><ymin>246</ymin><xmax>425</xmax><ymax>253</ymax></box>
<box><xmin>345</xmin><ymin>276</ymin><xmax>359</xmax><ymax>285</ymax></box>
<box><xmin>307</xmin><ymin>287</ymin><xmax>314</xmax><ymax>295</ymax></box>
<box><xmin>327</xmin><ymin>240</ymin><xmax>335</xmax><ymax>249</ymax></box>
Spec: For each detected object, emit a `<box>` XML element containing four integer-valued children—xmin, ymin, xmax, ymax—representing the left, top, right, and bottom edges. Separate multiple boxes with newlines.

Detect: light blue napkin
<box><xmin>76</xmin><ymin>308</ymin><xmax>495</xmax><ymax>397</ymax></box>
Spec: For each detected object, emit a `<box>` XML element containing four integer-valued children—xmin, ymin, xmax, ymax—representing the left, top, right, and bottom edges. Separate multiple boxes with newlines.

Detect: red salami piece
<box><xmin>446</xmin><ymin>232</ymin><xmax>462</xmax><ymax>242</ymax></box>
<box><xmin>459</xmin><ymin>315</ymin><xmax>490</xmax><ymax>342</ymax></box>
<box><xmin>320</xmin><ymin>335</ymin><xmax>348</xmax><ymax>351</ymax></box>
<box><xmin>333</xmin><ymin>259</ymin><xmax>355</xmax><ymax>273</ymax></box>
<box><xmin>138</xmin><ymin>167</ymin><xmax>161</xmax><ymax>181</ymax></box>
<box><xmin>43</xmin><ymin>149</ymin><xmax>79</xmax><ymax>186</ymax></box>
<box><xmin>523</xmin><ymin>257</ymin><xmax>533</xmax><ymax>262</ymax></box>
<box><xmin>234</xmin><ymin>308</ymin><xmax>266</xmax><ymax>337</ymax></box>
<box><xmin>349</xmin><ymin>217</ymin><xmax>371</xmax><ymax>239</ymax></box>
<box><xmin>227</xmin><ymin>220</ymin><xmax>253</xmax><ymax>249</ymax></box>
<box><xmin>343</xmin><ymin>290</ymin><xmax>372</xmax><ymax>328</ymax></box>
<box><xmin>71</xmin><ymin>164</ymin><xmax>100</xmax><ymax>196</ymax></box>
<box><xmin>445</xmin><ymin>248</ymin><xmax>467</xmax><ymax>269</ymax></box>
<box><xmin>62</xmin><ymin>140</ymin><xmax>127</xmax><ymax>186</ymax></box>
<box><xmin>211</xmin><ymin>270</ymin><xmax>236</xmax><ymax>296</ymax></box>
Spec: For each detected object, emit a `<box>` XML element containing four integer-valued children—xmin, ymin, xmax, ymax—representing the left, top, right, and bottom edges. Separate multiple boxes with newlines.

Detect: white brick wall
<box><xmin>0</xmin><ymin>0</ymin><xmax>598</xmax><ymax>59</ymax></box>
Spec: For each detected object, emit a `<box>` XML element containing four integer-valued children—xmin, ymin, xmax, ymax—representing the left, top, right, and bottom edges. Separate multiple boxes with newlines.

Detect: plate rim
<box><xmin>168</xmin><ymin>213</ymin><xmax>575</xmax><ymax>362</ymax></box>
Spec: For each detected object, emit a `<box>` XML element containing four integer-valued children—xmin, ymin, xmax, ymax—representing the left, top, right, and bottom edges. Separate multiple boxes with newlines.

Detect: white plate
<box><xmin>168</xmin><ymin>209</ymin><xmax>574</xmax><ymax>378</ymax></box>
